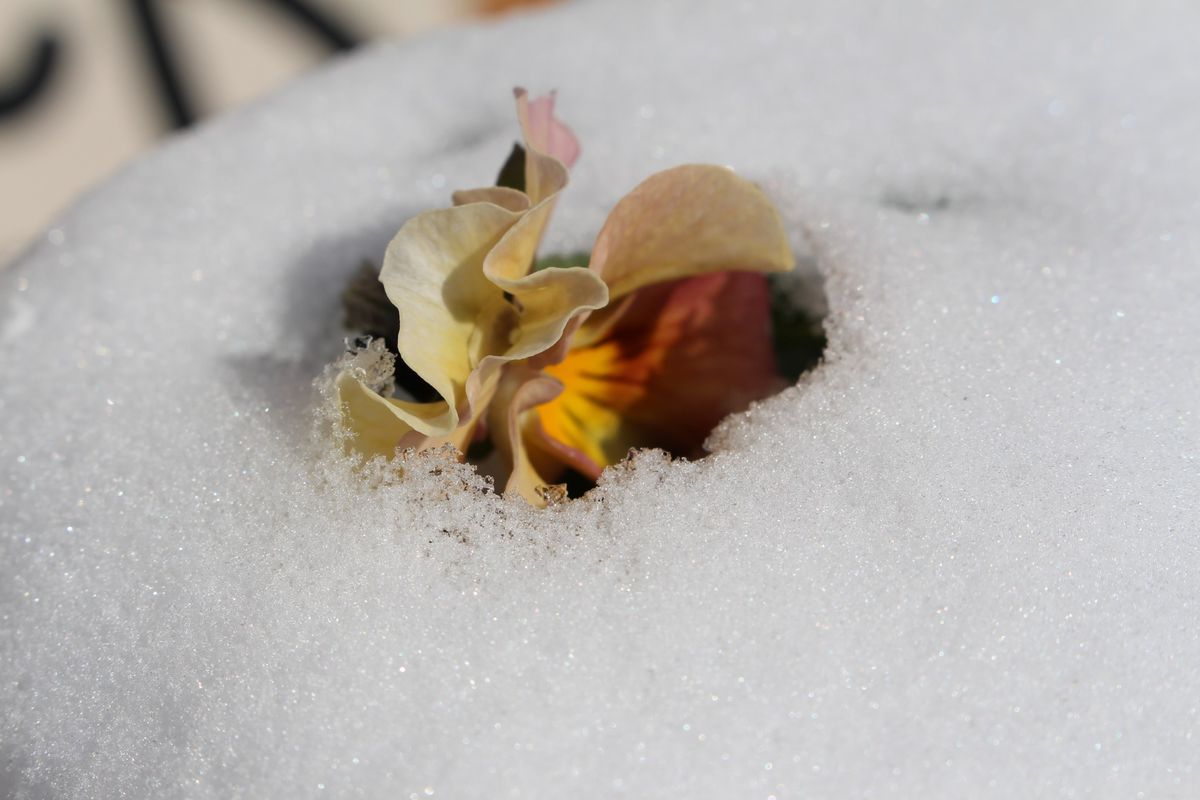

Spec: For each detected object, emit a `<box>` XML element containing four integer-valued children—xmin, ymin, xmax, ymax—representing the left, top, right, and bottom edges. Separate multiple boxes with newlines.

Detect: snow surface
<box><xmin>3</xmin><ymin>0</ymin><xmax>1200</xmax><ymax>796</ymax></box>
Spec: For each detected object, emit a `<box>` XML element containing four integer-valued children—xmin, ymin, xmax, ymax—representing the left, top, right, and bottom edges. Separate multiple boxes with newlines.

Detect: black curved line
<box><xmin>0</xmin><ymin>32</ymin><xmax>62</xmax><ymax>119</ymax></box>
<box><xmin>124</xmin><ymin>0</ymin><xmax>361</xmax><ymax>131</ymax></box>
<box><xmin>264</xmin><ymin>0</ymin><xmax>361</xmax><ymax>51</ymax></box>
<box><xmin>128</xmin><ymin>0</ymin><xmax>196</xmax><ymax>129</ymax></box>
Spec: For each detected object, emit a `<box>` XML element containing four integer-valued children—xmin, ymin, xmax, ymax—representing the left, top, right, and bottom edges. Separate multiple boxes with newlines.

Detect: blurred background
<box><xmin>0</xmin><ymin>0</ymin><xmax>554</xmax><ymax>266</ymax></box>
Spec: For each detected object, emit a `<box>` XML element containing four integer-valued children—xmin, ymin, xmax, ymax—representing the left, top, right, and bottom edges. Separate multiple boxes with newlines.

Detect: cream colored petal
<box><xmin>480</xmin><ymin>198</ymin><xmax>556</xmax><ymax>282</ymax></box>
<box><xmin>451</xmin><ymin>186</ymin><xmax>532</xmax><ymax>213</ymax></box>
<box><xmin>488</xmin><ymin>366</ymin><xmax>566</xmax><ymax>506</ymax></box>
<box><xmin>481</xmin><ymin>202</ymin><xmax>609</xmax><ymax>362</ymax></box>
<box><xmin>379</xmin><ymin>202</ymin><xmax>522</xmax><ymax>436</ymax></box>
<box><xmin>381</xmin><ymin>166</ymin><xmax>598</xmax><ymax>447</ymax></box>
<box><xmin>464</xmin><ymin>155</ymin><xmax>608</xmax><ymax>366</ymax></box>
<box><xmin>337</xmin><ymin>371</ymin><xmax>487</xmax><ymax>460</ymax></box>
<box><xmin>335</xmin><ymin>373</ymin><xmax>430</xmax><ymax>458</ymax></box>
<box><xmin>523</xmin><ymin>147</ymin><xmax>569</xmax><ymax>207</ymax></box>
<box><xmin>589</xmin><ymin>164</ymin><xmax>795</xmax><ymax>302</ymax></box>
<box><xmin>494</xmin><ymin>267</ymin><xmax>608</xmax><ymax>358</ymax></box>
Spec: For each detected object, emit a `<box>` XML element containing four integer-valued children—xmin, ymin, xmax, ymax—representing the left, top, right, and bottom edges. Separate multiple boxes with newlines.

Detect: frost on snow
<box><xmin>2</xmin><ymin>0</ymin><xmax>1200</xmax><ymax>797</ymax></box>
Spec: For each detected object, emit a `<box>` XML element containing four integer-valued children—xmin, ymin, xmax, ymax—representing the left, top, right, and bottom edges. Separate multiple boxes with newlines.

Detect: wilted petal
<box><xmin>538</xmin><ymin>270</ymin><xmax>784</xmax><ymax>470</ymax></box>
<box><xmin>588</xmin><ymin>164</ymin><xmax>794</xmax><ymax>303</ymax></box>
<box><xmin>515</xmin><ymin>88</ymin><xmax>581</xmax><ymax>168</ymax></box>
<box><xmin>378</xmin><ymin>201</ymin><xmax>522</xmax><ymax>436</ymax></box>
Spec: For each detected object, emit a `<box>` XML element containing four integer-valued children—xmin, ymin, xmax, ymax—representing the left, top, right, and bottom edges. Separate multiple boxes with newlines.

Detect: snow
<box><xmin>3</xmin><ymin>0</ymin><xmax>1200</xmax><ymax>796</ymax></box>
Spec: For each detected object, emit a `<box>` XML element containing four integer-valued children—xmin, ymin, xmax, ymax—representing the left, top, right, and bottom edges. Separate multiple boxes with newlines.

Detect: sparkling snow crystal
<box><xmin>2</xmin><ymin>0</ymin><xmax>1199</xmax><ymax>797</ymax></box>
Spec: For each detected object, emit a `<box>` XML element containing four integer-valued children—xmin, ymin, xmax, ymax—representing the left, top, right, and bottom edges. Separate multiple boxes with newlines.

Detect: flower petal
<box><xmin>336</xmin><ymin>370</ymin><xmax>486</xmax><ymax>457</ymax></box>
<box><xmin>373</xmin><ymin>169</ymin><xmax>604</xmax><ymax>446</ymax></box>
<box><xmin>486</xmin><ymin>366</ymin><xmax>566</xmax><ymax>506</ymax></box>
<box><xmin>588</xmin><ymin>164</ymin><xmax>795</xmax><ymax>302</ymax></box>
<box><xmin>335</xmin><ymin>372</ymin><xmax>423</xmax><ymax>457</ymax></box>
<box><xmin>341</xmin><ymin>89</ymin><xmax>606</xmax><ymax>477</ymax></box>
<box><xmin>378</xmin><ymin>201</ymin><xmax>522</xmax><ymax>436</ymax></box>
<box><xmin>515</xmin><ymin>88</ymin><xmax>581</xmax><ymax>169</ymax></box>
<box><xmin>451</xmin><ymin>186</ymin><xmax>532</xmax><ymax>213</ymax></box>
<box><xmin>477</xmin><ymin>166</ymin><xmax>609</xmax><ymax>371</ymax></box>
<box><xmin>538</xmin><ymin>270</ymin><xmax>785</xmax><ymax>470</ymax></box>
<box><xmin>512</xmin><ymin>90</ymin><xmax>572</xmax><ymax>205</ymax></box>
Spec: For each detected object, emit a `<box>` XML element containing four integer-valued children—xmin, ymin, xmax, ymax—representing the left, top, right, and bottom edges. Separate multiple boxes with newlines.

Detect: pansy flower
<box><xmin>335</xmin><ymin>89</ymin><xmax>794</xmax><ymax>505</ymax></box>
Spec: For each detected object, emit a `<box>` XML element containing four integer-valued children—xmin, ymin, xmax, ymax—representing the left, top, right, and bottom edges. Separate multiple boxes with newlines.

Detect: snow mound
<box><xmin>3</xmin><ymin>0</ymin><xmax>1200</xmax><ymax>797</ymax></box>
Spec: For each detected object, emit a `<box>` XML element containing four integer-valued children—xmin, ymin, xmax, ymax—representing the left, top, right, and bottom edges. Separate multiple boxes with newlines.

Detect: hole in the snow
<box><xmin>340</xmin><ymin>248</ymin><xmax>827</xmax><ymax>501</ymax></box>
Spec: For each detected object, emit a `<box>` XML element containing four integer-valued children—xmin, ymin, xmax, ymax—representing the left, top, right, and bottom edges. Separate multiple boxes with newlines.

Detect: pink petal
<box><xmin>515</xmin><ymin>88</ymin><xmax>581</xmax><ymax>168</ymax></box>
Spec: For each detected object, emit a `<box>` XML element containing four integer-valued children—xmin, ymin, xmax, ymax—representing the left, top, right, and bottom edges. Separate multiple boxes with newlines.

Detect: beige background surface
<box><xmin>1</xmin><ymin>0</ymin><xmax>546</xmax><ymax>265</ymax></box>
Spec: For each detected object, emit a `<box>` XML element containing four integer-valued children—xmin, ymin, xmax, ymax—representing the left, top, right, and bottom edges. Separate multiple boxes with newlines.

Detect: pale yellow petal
<box><xmin>487</xmin><ymin>366</ymin><xmax>565</xmax><ymax>507</ymax></box>
<box><xmin>480</xmin><ymin>199</ymin><xmax>555</xmax><ymax>282</ymax></box>
<box><xmin>523</xmin><ymin>146</ymin><xmax>568</xmax><ymax>207</ymax></box>
<box><xmin>378</xmin><ymin>202</ymin><xmax>522</xmax><ymax>436</ymax></box>
<box><xmin>589</xmin><ymin>164</ymin><xmax>795</xmax><ymax>302</ymax></box>
<box><xmin>451</xmin><ymin>186</ymin><xmax>532</xmax><ymax>213</ymax></box>
<box><xmin>469</xmin><ymin>153</ymin><xmax>608</xmax><ymax>368</ymax></box>
<box><xmin>335</xmin><ymin>372</ymin><xmax>427</xmax><ymax>458</ymax></box>
<box><xmin>337</xmin><ymin>371</ymin><xmax>490</xmax><ymax>460</ymax></box>
<box><xmin>494</xmin><ymin>267</ymin><xmax>608</xmax><ymax>358</ymax></box>
<box><xmin>481</xmin><ymin>202</ymin><xmax>609</xmax><ymax>362</ymax></box>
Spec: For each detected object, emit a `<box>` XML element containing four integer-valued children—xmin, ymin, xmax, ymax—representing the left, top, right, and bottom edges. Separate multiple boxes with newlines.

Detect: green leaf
<box><xmin>534</xmin><ymin>250</ymin><xmax>591</xmax><ymax>271</ymax></box>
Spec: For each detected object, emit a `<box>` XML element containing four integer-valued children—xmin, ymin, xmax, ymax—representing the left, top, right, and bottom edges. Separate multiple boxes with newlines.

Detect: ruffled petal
<box><xmin>341</xmin><ymin>89</ymin><xmax>610</xmax><ymax>485</ymax></box>
<box><xmin>468</xmin><ymin>145</ymin><xmax>609</xmax><ymax>392</ymax></box>
<box><xmin>482</xmin><ymin>198</ymin><xmax>608</xmax><ymax>348</ymax></box>
<box><xmin>588</xmin><ymin>164</ymin><xmax>794</xmax><ymax>303</ymax></box>
<box><xmin>451</xmin><ymin>186</ymin><xmax>532</xmax><ymax>213</ymax></box>
<box><xmin>377</xmin><ymin>202</ymin><xmax>522</xmax><ymax>436</ymax></box>
<box><xmin>368</xmin><ymin>130</ymin><xmax>604</xmax><ymax>449</ymax></box>
<box><xmin>537</xmin><ymin>270</ymin><xmax>784</xmax><ymax>470</ymax></box>
<box><xmin>335</xmin><ymin>372</ymin><xmax>424</xmax><ymax>458</ymax></box>
<box><xmin>486</xmin><ymin>366</ymin><xmax>567</xmax><ymax>506</ymax></box>
<box><xmin>335</xmin><ymin>372</ymin><xmax>480</xmax><ymax>459</ymax></box>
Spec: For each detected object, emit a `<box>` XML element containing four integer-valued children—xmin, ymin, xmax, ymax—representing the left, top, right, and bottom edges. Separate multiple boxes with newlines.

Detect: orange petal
<box><xmin>588</xmin><ymin>164</ymin><xmax>794</xmax><ymax>303</ymax></box>
<box><xmin>538</xmin><ymin>270</ymin><xmax>784</xmax><ymax>471</ymax></box>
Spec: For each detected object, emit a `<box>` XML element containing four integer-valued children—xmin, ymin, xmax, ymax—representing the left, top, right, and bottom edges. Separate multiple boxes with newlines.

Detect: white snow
<box><xmin>3</xmin><ymin>0</ymin><xmax>1200</xmax><ymax>797</ymax></box>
